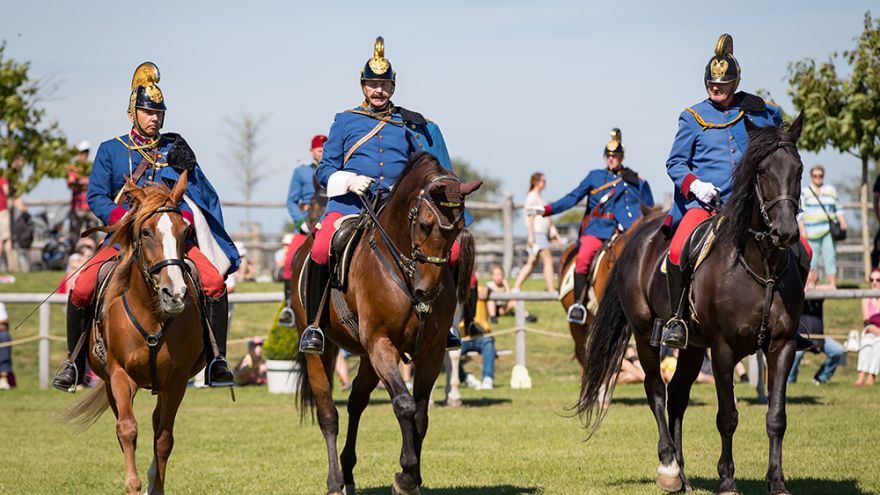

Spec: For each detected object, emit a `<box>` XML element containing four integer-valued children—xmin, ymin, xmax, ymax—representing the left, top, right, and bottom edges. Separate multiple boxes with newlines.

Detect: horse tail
<box><xmin>575</xmin><ymin>269</ymin><xmax>631</xmax><ymax>438</ymax></box>
<box><xmin>456</xmin><ymin>229</ymin><xmax>476</xmax><ymax>303</ymax></box>
<box><xmin>59</xmin><ymin>381</ymin><xmax>110</xmax><ymax>432</ymax></box>
<box><xmin>295</xmin><ymin>351</ymin><xmax>315</xmax><ymax>423</ymax></box>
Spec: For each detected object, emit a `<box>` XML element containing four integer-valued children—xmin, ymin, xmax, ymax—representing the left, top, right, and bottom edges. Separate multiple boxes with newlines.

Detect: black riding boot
<box><xmin>205</xmin><ymin>290</ymin><xmax>234</xmax><ymax>387</ymax></box>
<box><xmin>568</xmin><ymin>273</ymin><xmax>588</xmax><ymax>324</ymax></box>
<box><xmin>300</xmin><ymin>259</ymin><xmax>329</xmax><ymax>354</ymax></box>
<box><xmin>660</xmin><ymin>262</ymin><xmax>688</xmax><ymax>349</ymax></box>
<box><xmin>278</xmin><ymin>279</ymin><xmax>295</xmax><ymax>328</ymax></box>
<box><xmin>52</xmin><ymin>299</ymin><xmax>89</xmax><ymax>393</ymax></box>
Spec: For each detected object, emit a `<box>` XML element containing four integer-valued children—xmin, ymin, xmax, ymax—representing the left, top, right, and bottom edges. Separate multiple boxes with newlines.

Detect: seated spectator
<box><xmin>459</xmin><ymin>318</ymin><xmax>496</xmax><ymax>391</ymax></box>
<box><xmin>60</xmin><ymin>237</ymin><xmax>97</xmax><ymax>294</ymax></box>
<box><xmin>482</xmin><ymin>265</ymin><xmax>537</xmax><ymax>324</ymax></box>
<box><xmin>615</xmin><ymin>346</ymin><xmax>644</xmax><ymax>385</ymax></box>
<box><xmin>234</xmin><ymin>337</ymin><xmax>267</xmax><ymax>386</ymax></box>
<box><xmin>856</xmin><ymin>269</ymin><xmax>880</xmax><ymax>387</ymax></box>
<box><xmin>0</xmin><ymin>303</ymin><xmax>14</xmax><ymax>389</ymax></box>
<box><xmin>788</xmin><ymin>269</ymin><xmax>844</xmax><ymax>385</ymax></box>
<box><xmin>234</xmin><ymin>241</ymin><xmax>258</xmax><ymax>281</ymax></box>
<box><xmin>660</xmin><ymin>347</ymin><xmax>714</xmax><ymax>385</ymax></box>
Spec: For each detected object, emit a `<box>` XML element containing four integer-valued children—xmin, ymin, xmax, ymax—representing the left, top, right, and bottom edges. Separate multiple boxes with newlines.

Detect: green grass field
<box><xmin>1</xmin><ymin>273</ymin><xmax>878</xmax><ymax>494</ymax></box>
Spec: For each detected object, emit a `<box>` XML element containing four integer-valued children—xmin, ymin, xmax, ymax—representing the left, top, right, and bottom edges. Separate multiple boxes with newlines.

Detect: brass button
<box><xmin>729</xmin><ymin>135</ymin><xmax>734</xmax><ymax>141</ymax></box>
<box><xmin>411</xmin><ymin>124</ymin><xmax>417</xmax><ymax>129</ymax></box>
<box><xmin>415</xmin><ymin>134</ymin><xmax>421</xmax><ymax>139</ymax></box>
<box><xmin>379</xmin><ymin>161</ymin><xmax>384</xmax><ymax>166</ymax></box>
<box><xmin>418</xmin><ymin>144</ymin><xmax>423</xmax><ymax>150</ymax></box>
<box><xmin>380</xmin><ymin>175</ymin><xmax>385</xmax><ymax>181</ymax></box>
<box><xmin>379</xmin><ymin>148</ymin><xmax>383</xmax><ymax>153</ymax></box>
<box><xmin>730</xmin><ymin>149</ymin><xmax>736</xmax><ymax>153</ymax></box>
<box><xmin>378</xmin><ymin>135</ymin><xmax>383</xmax><ymax>140</ymax></box>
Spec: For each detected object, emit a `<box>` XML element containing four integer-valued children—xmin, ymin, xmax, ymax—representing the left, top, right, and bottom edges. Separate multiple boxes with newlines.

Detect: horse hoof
<box><xmin>344</xmin><ymin>484</ymin><xmax>356</xmax><ymax>495</ymax></box>
<box><xmin>656</xmin><ymin>475</ymin><xmax>682</xmax><ymax>493</ymax></box>
<box><xmin>391</xmin><ymin>479</ymin><xmax>420</xmax><ymax>495</ymax></box>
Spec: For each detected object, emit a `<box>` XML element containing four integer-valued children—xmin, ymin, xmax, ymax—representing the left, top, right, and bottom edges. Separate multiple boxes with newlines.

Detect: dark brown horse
<box><xmin>290</xmin><ymin>152</ymin><xmax>481</xmax><ymax>495</ymax></box>
<box><xmin>558</xmin><ymin>213</ymin><xmax>657</xmax><ymax>371</ymax></box>
<box><xmin>62</xmin><ymin>172</ymin><xmax>205</xmax><ymax>494</ymax></box>
<box><xmin>577</xmin><ymin>115</ymin><xmax>805</xmax><ymax>495</ymax></box>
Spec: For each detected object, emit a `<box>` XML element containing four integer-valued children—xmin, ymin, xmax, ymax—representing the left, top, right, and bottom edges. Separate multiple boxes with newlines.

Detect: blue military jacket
<box><xmin>287</xmin><ymin>162</ymin><xmax>317</xmax><ymax>224</ymax></box>
<box><xmin>87</xmin><ymin>133</ymin><xmax>240</xmax><ymax>274</ymax></box>
<box><xmin>546</xmin><ymin>167</ymin><xmax>654</xmax><ymax>239</ymax></box>
<box><xmin>666</xmin><ymin>93</ymin><xmax>782</xmax><ymax>224</ymax></box>
<box><xmin>316</xmin><ymin>104</ymin><xmax>462</xmax><ymax>217</ymax></box>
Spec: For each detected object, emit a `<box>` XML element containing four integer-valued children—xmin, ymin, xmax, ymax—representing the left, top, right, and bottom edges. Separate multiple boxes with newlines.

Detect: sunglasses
<box><xmin>871</xmin><ymin>278</ymin><xmax>880</xmax><ymax>283</ymax></box>
<box><xmin>812</xmin><ymin>174</ymin><xmax>824</xmax><ymax>178</ymax></box>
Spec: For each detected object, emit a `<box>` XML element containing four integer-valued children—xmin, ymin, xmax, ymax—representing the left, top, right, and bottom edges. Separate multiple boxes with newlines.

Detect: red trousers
<box><xmin>576</xmin><ymin>235</ymin><xmax>605</xmax><ymax>275</ymax></box>
<box><xmin>282</xmin><ymin>232</ymin><xmax>308</xmax><ymax>280</ymax></box>
<box><xmin>669</xmin><ymin>209</ymin><xmax>713</xmax><ymax>266</ymax></box>
<box><xmin>70</xmin><ymin>244</ymin><xmax>226</xmax><ymax>307</ymax></box>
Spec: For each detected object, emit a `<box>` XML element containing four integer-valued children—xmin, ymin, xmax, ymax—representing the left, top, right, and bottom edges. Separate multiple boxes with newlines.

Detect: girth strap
<box><xmin>122</xmin><ymin>293</ymin><xmax>175</xmax><ymax>395</ymax></box>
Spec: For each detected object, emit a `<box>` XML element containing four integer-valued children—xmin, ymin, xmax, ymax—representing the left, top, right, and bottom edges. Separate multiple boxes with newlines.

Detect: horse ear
<box><xmin>170</xmin><ymin>170</ymin><xmax>189</xmax><ymax>204</ymax></box>
<box><xmin>789</xmin><ymin>111</ymin><xmax>805</xmax><ymax>143</ymax></box>
<box><xmin>460</xmin><ymin>180</ymin><xmax>483</xmax><ymax>196</ymax></box>
<box><xmin>125</xmin><ymin>176</ymin><xmax>146</xmax><ymax>203</ymax></box>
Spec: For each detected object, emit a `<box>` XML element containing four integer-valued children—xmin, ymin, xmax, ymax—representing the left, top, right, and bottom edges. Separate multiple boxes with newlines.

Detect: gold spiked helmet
<box><xmin>604</xmin><ymin>128</ymin><xmax>624</xmax><ymax>157</ymax></box>
<box><xmin>129</xmin><ymin>62</ymin><xmax>167</xmax><ymax>115</ymax></box>
<box><xmin>361</xmin><ymin>36</ymin><xmax>396</xmax><ymax>83</ymax></box>
<box><xmin>704</xmin><ymin>34</ymin><xmax>740</xmax><ymax>88</ymax></box>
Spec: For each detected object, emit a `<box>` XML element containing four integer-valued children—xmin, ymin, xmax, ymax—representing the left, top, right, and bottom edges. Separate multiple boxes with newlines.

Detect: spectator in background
<box><xmin>0</xmin><ymin>303</ymin><xmax>13</xmax><ymax>389</ymax></box>
<box><xmin>513</xmin><ymin>172</ymin><xmax>560</xmax><ymax>293</ymax></box>
<box><xmin>856</xmin><ymin>268</ymin><xmax>880</xmax><ymax>387</ymax></box>
<box><xmin>482</xmin><ymin>265</ymin><xmax>537</xmax><ymax>324</ymax></box>
<box><xmin>67</xmin><ymin>141</ymin><xmax>99</xmax><ymax>249</ymax></box>
<box><xmin>60</xmin><ymin>238</ymin><xmax>97</xmax><ymax>294</ymax></box>
<box><xmin>12</xmin><ymin>197</ymin><xmax>33</xmax><ymax>272</ymax></box>
<box><xmin>234</xmin><ymin>337</ymin><xmax>267</xmax><ymax>386</ymax></box>
<box><xmin>788</xmin><ymin>269</ymin><xmax>844</xmax><ymax>385</ymax></box>
<box><xmin>0</xmin><ymin>171</ymin><xmax>11</xmax><ymax>272</ymax></box>
<box><xmin>799</xmin><ymin>165</ymin><xmax>846</xmax><ymax>287</ymax></box>
<box><xmin>872</xmin><ymin>172</ymin><xmax>880</xmax><ymax>267</ymax></box>
<box><xmin>615</xmin><ymin>346</ymin><xmax>645</xmax><ymax>385</ymax></box>
<box><xmin>234</xmin><ymin>241</ymin><xmax>257</xmax><ymax>282</ymax></box>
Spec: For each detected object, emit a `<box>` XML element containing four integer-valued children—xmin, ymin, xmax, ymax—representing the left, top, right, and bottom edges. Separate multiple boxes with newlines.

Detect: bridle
<box><xmin>359</xmin><ymin>174</ymin><xmax>466</xmax><ymax>361</ymax></box>
<box><xmin>737</xmin><ymin>139</ymin><xmax>801</xmax><ymax>349</ymax></box>
<box><xmin>134</xmin><ymin>205</ymin><xmax>192</xmax><ymax>292</ymax></box>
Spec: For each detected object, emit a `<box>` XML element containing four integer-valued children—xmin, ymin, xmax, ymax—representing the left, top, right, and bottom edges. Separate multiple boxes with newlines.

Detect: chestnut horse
<box><xmin>577</xmin><ymin>115</ymin><xmax>806</xmax><ymax>494</ymax></box>
<box><xmin>291</xmin><ymin>152</ymin><xmax>480</xmax><ymax>495</ymax></box>
<box><xmin>62</xmin><ymin>172</ymin><xmax>206</xmax><ymax>495</ymax></box>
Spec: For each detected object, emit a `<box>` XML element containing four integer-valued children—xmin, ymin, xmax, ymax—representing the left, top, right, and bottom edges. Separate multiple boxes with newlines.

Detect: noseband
<box><xmin>135</xmin><ymin>205</ymin><xmax>191</xmax><ymax>292</ymax></box>
<box><xmin>406</xmin><ymin>175</ymin><xmax>465</xmax><ymax>267</ymax></box>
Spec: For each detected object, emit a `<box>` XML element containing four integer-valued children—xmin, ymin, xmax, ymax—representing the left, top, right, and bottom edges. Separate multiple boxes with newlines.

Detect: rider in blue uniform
<box><xmin>53</xmin><ymin>62</ymin><xmax>239</xmax><ymax>391</ymax></box>
<box><xmin>657</xmin><ymin>34</ymin><xmax>785</xmax><ymax>348</ymax></box>
<box><xmin>298</xmin><ymin>37</ymin><xmax>466</xmax><ymax>354</ymax></box>
<box><xmin>538</xmin><ymin>129</ymin><xmax>653</xmax><ymax>323</ymax></box>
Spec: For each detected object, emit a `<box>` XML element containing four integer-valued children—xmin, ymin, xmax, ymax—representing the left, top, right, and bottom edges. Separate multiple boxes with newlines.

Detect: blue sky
<box><xmin>2</xmin><ymin>1</ymin><xmax>874</xmax><ymax>234</ymax></box>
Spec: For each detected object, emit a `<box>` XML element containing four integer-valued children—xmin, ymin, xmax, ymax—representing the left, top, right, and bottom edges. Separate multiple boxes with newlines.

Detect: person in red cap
<box><xmin>278</xmin><ymin>134</ymin><xmax>328</xmax><ymax>327</ymax></box>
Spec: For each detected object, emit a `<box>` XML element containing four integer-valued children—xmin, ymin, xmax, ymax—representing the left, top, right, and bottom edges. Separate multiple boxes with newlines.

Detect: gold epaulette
<box><xmin>685</xmin><ymin>107</ymin><xmax>744</xmax><ymax>130</ymax></box>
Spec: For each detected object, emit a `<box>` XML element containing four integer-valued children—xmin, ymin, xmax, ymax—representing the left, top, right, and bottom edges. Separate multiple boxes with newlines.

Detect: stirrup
<box><xmin>52</xmin><ymin>360</ymin><xmax>79</xmax><ymax>393</ymax></box>
<box><xmin>278</xmin><ymin>306</ymin><xmax>295</xmax><ymax>328</ymax></box>
<box><xmin>206</xmin><ymin>357</ymin><xmax>234</xmax><ymax>388</ymax></box>
<box><xmin>567</xmin><ymin>303</ymin><xmax>587</xmax><ymax>325</ymax></box>
<box><xmin>299</xmin><ymin>325</ymin><xmax>325</xmax><ymax>355</ymax></box>
<box><xmin>661</xmin><ymin>317</ymin><xmax>688</xmax><ymax>349</ymax></box>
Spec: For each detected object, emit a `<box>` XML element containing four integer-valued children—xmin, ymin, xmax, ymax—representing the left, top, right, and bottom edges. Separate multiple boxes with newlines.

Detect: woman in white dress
<box><xmin>513</xmin><ymin>172</ymin><xmax>559</xmax><ymax>292</ymax></box>
<box><xmin>856</xmin><ymin>268</ymin><xmax>880</xmax><ymax>386</ymax></box>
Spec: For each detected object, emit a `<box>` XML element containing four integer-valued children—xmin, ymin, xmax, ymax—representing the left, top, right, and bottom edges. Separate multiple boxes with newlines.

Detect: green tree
<box><xmin>0</xmin><ymin>42</ymin><xmax>75</xmax><ymax>195</ymax></box>
<box><xmin>785</xmin><ymin>11</ymin><xmax>880</xmax><ymax>279</ymax></box>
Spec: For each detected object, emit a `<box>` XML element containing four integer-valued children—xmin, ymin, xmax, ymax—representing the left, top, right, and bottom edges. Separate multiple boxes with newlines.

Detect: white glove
<box><xmin>346</xmin><ymin>174</ymin><xmax>374</xmax><ymax>195</ymax></box>
<box><xmin>689</xmin><ymin>179</ymin><xmax>719</xmax><ymax>204</ymax></box>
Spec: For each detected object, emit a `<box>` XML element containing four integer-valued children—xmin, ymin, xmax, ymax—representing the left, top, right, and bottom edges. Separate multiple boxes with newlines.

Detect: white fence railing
<box><xmin>0</xmin><ymin>288</ymin><xmax>873</xmax><ymax>390</ymax></box>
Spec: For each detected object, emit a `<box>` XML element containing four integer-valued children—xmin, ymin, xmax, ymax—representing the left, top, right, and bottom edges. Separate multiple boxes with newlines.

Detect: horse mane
<box><xmin>715</xmin><ymin>124</ymin><xmax>790</xmax><ymax>250</ymax></box>
<box><xmin>98</xmin><ymin>182</ymin><xmax>179</xmax><ymax>297</ymax></box>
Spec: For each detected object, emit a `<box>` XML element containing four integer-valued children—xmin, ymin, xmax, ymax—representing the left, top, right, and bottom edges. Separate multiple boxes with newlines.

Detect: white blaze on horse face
<box><xmin>158</xmin><ymin>213</ymin><xmax>187</xmax><ymax>298</ymax></box>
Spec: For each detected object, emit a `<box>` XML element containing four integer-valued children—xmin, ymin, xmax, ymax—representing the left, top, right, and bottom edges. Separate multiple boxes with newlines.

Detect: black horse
<box><xmin>577</xmin><ymin>113</ymin><xmax>806</xmax><ymax>495</ymax></box>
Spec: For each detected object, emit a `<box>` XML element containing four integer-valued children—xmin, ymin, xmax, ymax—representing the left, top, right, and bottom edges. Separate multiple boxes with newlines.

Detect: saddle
<box><xmin>678</xmin><ymin>216</ymin><xmax>720</xmax><ymax>272</ymax></box>
<box><xmin>330</xmin><ymin>214</ymin><xmax>368</xmax><ymax>291</ymax></box>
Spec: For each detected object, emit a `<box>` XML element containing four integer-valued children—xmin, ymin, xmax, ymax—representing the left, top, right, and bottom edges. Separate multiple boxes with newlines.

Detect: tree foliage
<box><xmin>787</xmin><ymin>12</ymin><xmax>880</xmax><ymax>162</ymax></box>
<box><xmin>0</xmin><ymin>42</ymin><xmax>75</xmax><ymax>195</ymax></box>
<box><xmin>451</xmin><ymin>157</ymin><xmax>502</xmax><ymax>225</ymax></box>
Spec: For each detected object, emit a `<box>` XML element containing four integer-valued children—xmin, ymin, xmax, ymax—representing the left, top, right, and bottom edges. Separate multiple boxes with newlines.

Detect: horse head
<box><xmin>389</xmin><ymin>152</ymin><xmax>481</xmax><ymax>305</ymax></box>
<box><xmin>125</xmin><ymin>170</ymin><xmax>192</xmax><ymax>315</ymax></box>
<box><xmin>721</xmin><ymin>112</ymin><xmax>805</xmax><ymax>251</ymax></box>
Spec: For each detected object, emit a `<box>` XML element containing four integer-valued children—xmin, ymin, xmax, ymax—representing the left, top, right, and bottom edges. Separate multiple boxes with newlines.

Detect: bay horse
<box><xmin>62</xmin><ymin>171</ymin><xmax>206</xmax><ymax>495</ymax></box>
<box><xmin>577</xmin><ymin>114</ymin><xmax>805</xmax><ymax>495</ymax></box>
<box><xmin>290</xmin><ymin>152</ymin><xmax>481</xmax><ymax>495</ymax></box>
<box><xmin>558</xmin><ymin>212</ymin><xmax>658</xmax><ymax>372</ymax></box>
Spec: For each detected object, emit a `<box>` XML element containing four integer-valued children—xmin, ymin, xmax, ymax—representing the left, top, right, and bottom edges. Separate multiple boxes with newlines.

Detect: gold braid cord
<box><xmin>685</xmin><ymin>107</ymin><xmax>744</xmax><ymax>130</ymax></box>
